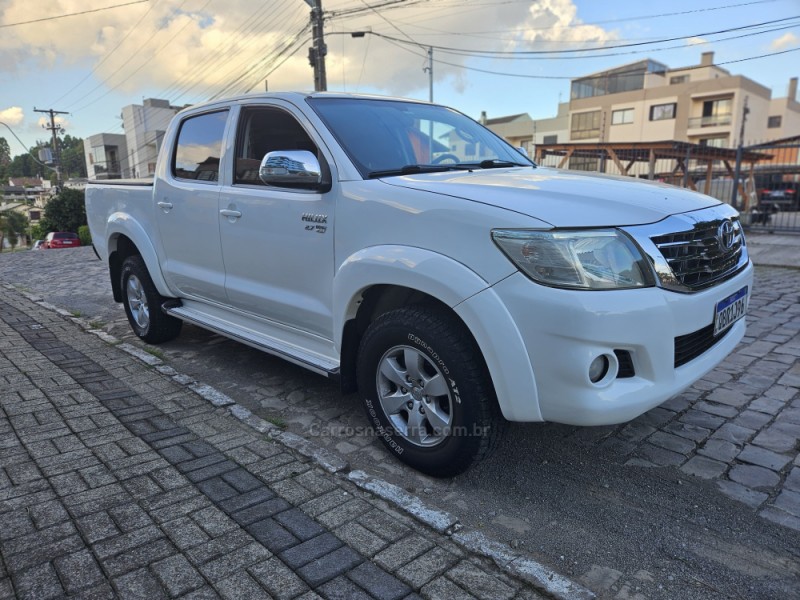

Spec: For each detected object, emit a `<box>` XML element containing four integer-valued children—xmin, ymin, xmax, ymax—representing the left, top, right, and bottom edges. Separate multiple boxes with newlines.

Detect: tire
<box><xmin>356</xmin><ymin>306</ymin><xmax>503</xmax><ymax>477</ymax></box>
<box><xmin>120</xmin><ymin>255</ymin><xmax>182</xmax><ymax>344</ymax></box>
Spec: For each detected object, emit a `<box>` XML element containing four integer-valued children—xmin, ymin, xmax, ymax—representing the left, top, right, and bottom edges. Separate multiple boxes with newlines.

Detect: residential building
<box><xmin>84</xmin><ymin>98</ymin><xmax>184</xmax><ymax>179</ymax></box>
<box><xmin>83</xmin><ymin>133</ymin><xmax>128</xmax><ymax>180</ymax></box>
<box><xmin>482</xmin><ymin>103</ymin><xmax>570</xmax><ymax>154</ymax></box>
<box><xmin>485</xmin><ymin>52</ymin><xmax>800</xmax><ymax>156</ymax></box>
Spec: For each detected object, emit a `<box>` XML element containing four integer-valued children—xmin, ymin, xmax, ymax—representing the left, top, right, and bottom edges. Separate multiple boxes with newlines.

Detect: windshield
<box><xmin>307</xmin><ymin>97</ymin><xmax>533</xmax><ymax>178</ymax></box>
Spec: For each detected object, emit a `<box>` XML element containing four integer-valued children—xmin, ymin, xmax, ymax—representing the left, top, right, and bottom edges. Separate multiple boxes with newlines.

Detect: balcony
<box><xmin>688</xmin><ymin>114</ymin><xmax>732</xmax><ymax>128</ymax></box>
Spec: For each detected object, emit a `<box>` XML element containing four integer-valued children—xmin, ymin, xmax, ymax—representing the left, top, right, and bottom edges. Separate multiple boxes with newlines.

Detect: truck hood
<box><xmin>379</xmin><ymin>166</ymin><xmax>721</xmax><ymax>227</ymax></box>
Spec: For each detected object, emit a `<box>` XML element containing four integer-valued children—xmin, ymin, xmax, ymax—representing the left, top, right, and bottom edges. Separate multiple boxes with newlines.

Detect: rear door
<box><xmin>155</xmin><ymin>109</ymin><xmax>230</xmax><ymax>303</ymax></box>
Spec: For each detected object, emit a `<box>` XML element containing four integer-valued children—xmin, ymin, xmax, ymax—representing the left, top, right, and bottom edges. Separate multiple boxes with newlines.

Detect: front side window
<box><xmin>307</xmin><ymin>97</ymin><xmax>530</xmax><ymax>177</ymax></box>
<box><xmin>234</xmin><ymin>107</ymin><xmax>319</xmax><ymax>186</ymax></box>
<box><xmin>650</xmin><ymin>103</ymin><xmax>676</xmax><ymax>121</ymax></box>
<box><xmin>172</xmin><ymin>111</ymin><xmax>228</xmax><ymax>182</ymax></box>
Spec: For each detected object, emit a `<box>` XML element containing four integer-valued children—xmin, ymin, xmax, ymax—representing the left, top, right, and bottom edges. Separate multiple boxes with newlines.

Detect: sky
<box><xmin>0</xmin><ymin>0</ymin><xmax>799</xmax><ymax>157</ymax></box>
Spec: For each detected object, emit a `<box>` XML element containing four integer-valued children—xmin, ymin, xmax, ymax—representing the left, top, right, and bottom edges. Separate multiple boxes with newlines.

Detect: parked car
<box><xmin>31</xmin><ymin>240</ymin><xmax>45</xmax><ymax>250</ymax></box>
<box><xmin>760</xmin><ymin>187</ymin><xmax>798</xmax><ymax>210</ymax></box>
<box><xmin>44</xmin><ymin>232</ymin><xmax>81</xmax><ymax>249</ymax></box>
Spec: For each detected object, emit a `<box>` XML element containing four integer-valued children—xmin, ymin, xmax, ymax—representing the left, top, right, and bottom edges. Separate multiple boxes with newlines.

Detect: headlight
<box><xmin>492</xmin><ymin>229</ymin><xmax>655</xmax><ymax>290</ymax></box>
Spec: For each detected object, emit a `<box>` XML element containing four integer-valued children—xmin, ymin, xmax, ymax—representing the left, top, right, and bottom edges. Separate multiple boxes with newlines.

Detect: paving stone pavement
<box><xmin>3</xmin><ymin>243</ymin><xmax>800</xmax><ymax>599</ymax></box>
<box><xmin>0</xmin><ymin>286</ymin><xmax>553</xmax><ymax>599</ymax></box>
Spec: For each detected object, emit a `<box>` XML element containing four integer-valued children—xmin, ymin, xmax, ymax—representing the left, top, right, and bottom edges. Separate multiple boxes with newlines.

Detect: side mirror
<box><xmin>259</xmin><ymin>150</ymin><xmax>326</xmax><ymax>189</ymax></box>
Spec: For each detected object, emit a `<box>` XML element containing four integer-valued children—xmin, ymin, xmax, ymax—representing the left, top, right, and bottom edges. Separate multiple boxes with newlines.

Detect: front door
<box><xmin>218</xmin><ymin>104</ymin><xmax>335</xmax><ymax>340</ymax></box>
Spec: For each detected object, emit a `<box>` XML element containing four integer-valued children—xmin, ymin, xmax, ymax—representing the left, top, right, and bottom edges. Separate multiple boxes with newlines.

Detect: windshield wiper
<box><xmin>461</xmin><ymin>159</ymin><xmax>534</xmax><ymax>169</ymax></box>
<box><xmin>367</xmin><ymin>164</ymin><xmax>472</xmax><ymax>179</ymax></box>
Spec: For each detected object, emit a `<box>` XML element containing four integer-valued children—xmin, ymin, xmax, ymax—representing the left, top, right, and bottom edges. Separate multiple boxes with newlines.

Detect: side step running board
<box><xmin>163</xmin><ymin>302</ymin><xmax>339</xmax><ymax>377</ymax></box>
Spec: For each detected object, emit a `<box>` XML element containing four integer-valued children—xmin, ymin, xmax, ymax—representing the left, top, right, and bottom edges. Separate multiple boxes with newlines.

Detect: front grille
<box><xmin>651</xmin><ymin>218</ymin><xmax>744</xmax><ymax>291</ymax></box>
<box><xmin>674</xmin><ymin>323</ymin><xmax>731</xmax><ymax>368</ymax></box>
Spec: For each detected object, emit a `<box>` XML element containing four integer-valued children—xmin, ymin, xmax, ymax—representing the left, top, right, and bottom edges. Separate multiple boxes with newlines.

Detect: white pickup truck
<box><xmin>86</xmin><ymin>92</ymin><xmax>752</xmax><ymax>476</ymax></box>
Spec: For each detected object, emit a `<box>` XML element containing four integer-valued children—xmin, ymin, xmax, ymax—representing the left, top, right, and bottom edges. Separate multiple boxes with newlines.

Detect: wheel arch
<box><xmin>334</xmin><ymin>246</ymin><xmax>541</xmax><ymax>422</ymax></box>
<box><xmin>105</xmin><ymin>214</ymin><xmax>172</xmax><ymax>302</ymax></box>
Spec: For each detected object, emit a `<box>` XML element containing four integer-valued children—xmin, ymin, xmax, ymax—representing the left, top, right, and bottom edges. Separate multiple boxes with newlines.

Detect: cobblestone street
<box><xmin>2</xmin><ymin>241</ymin><xmax>800</xmax><ymax>599</ymax></box>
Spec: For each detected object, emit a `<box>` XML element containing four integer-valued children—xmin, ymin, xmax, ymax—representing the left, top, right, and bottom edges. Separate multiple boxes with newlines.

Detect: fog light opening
<box><xmin>588</xmin><ymin>353</ymin><xmax>619</xmax><ymax>386</ymax></box>
<box><xmin>589</xmin><ymin>355</ymin><xmax>609</xmax><ymax>383</ymax></box>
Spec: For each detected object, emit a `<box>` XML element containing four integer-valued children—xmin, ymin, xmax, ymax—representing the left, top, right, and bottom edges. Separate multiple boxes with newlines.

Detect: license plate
<box><xmin>714</xmin><ymin>286</ymin><xmax>748</xmax><ymax>336</ymax></box>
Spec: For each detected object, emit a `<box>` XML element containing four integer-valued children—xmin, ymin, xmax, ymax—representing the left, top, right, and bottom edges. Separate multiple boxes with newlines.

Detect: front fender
<box><xmin>333</xmin><ymin>246</ymin><xmax>490</xmax><ymax>344</ymax></box>
<box><xmin>107</xmin><ymin>212</ymin><xmax>173</xmax><ymax>298</ymax></box>
<box><xmin>333</xmin><ymin>246</ymin><xmax>541</xmax><ymax>422</ymax></box>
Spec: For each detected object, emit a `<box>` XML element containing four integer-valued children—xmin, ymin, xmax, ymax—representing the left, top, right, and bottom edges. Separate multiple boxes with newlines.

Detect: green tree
<box><xmin>0</xmin><ymin>137</ymin><xmax>10</xmax><ymax>167</ymax></box>
<box><xmin>1</xmin><ymin>211</ymin><xmax>28</xmax><ymax>249</ymax></box>
<box><xmin>8</xmin><ymin>152</ymin><xmax>36</xmax><ymax>178</ymax></box>
<box><xmin>60</xmin><ymin>135</ymin><xmax>87</xmax><ymax>179</ymax></box>
<box><xmin>29</xmin><ymin>223</ymin><xmax>45</xmax><ymax>241</ymax></box>
<box><xmin>39</xmin><ymin>188</ymin><xmax>86</xmax><ymax>233</ymax></box>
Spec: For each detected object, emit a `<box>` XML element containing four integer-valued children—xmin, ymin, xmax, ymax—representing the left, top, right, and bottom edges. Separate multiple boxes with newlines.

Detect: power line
<box><xmin>385</xmin><ymin>39</ymin><xmax>800</xmax><ymax>80</ymax></box>
<box><xmin>0</xmin><ymin>122</ymin><xmax>58</xmax><ymax>173</ymax></box>
<box><xmin>380</xmin><ymin>0</ymin><xmax>783</xmax><ymax>42</ymax></box>
<box><xmin>64</xmin><ymin>0</ymin><xmax>194</xmax><ymax>110</ymax></box>
<box><xmin>48</xmin><ymin>0</ymin><xmax>162</xmax><ymax>106</ymax></box>
<box><xmin>0</xmin><ymin>0</ymin><xmax>149</xmax><ymax>28</ymax></box>
<box><xmin>431</xmin><ymin>23</ymin><xmax>799</xmax><ymax>61</ymax></box>
<box><xmin>71</xmin><ymin>0</ymin><xmax>214</xmax><ymax>112</ymax></box>
<box><xmin>370</xmin><ymin>16</ymin><xmax>800</xmax><ymax>56</ymax></box>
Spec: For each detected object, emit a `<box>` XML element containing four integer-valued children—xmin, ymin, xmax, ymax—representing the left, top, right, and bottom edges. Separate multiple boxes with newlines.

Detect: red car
<box><xmin>44</xmin><ymin>232</ymin><xmax>81</xmax><ymax>249</ymax></box>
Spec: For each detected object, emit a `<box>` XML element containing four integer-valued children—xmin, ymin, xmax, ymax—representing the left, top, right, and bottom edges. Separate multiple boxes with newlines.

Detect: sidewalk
<box><xmin>0</xmin><ymin>285</ymin><xmax>580</xmax><ymax>599</ymax></box>
<box><xmin>744</xmin><ymin>231</ymin><xmax>800</xmax><ymax>268</ymax></box>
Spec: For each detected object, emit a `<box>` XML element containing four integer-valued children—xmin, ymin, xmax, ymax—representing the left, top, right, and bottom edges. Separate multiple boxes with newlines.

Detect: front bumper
<box><xmin>486</xmin><ymin>261</ymin><xmax>753</xmax><ymax>426</ymax></box>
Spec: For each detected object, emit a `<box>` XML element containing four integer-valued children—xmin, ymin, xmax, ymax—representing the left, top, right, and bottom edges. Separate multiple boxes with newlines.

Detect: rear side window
<box><xmin>55</xmin><ymin>233</ymin><xmax>77</xmax><ymax>239</ymax></box>
<box><xmin>173</xmin><ymin>110</ymin><xmax>228</xmax><ymax>182</ymax></box>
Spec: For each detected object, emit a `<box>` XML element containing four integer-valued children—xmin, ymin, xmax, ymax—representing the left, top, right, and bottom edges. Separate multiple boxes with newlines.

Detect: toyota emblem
<box><xmin>717</xmin><ymin>220</ymin><xmax>735</xmax><ymax>251</ymax></box>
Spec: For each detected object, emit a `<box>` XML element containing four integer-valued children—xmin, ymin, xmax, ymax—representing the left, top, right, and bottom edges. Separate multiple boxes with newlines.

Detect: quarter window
<box><xmin>650</xmin><ymin>103</ymin><xmax>676</xmax><ymax>121</ymax></box>
<box><xmin>172</xmin><ymin>111</ymin><xmax>228</xmax><ymax>182</ymax></box>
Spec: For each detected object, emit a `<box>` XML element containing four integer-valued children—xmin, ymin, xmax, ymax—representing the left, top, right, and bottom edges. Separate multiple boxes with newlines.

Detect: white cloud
<box><xmin>686</xmin><ymin>37</ymin><xmax>708</xmax><ymax>46</ymax></box>
<box><xmin>0</xmin><ymin>0</ymin><xmax>615</xmax><ymax>109</ymax></box>
<box><xmin>36</xmin><ymin>115</ymin><xmax>71</xmax><ymax>131</ymax></box>
<box><xmin>521</xmin><ymin>0</ymin><xmax>618</xmax><ymax>47</ymax></box>
<box><xmin>0</xmin><ymin>106</ymin><xmax>24</xmax><ymax>125</ymax></box>
<box><xmin>771</xmin><ymin>32</ymin><xmax>799</xmax><ymax>51</ymax></box>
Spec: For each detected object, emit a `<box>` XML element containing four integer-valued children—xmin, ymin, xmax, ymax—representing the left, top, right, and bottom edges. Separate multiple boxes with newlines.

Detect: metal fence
<box><xmin>735</xmin><ymin>140</ymin><xmax>800</xmax><ymax>234</ymax></box>
<box><xmin>533</xmin><ymin>138</ymin><xmax>800</xmax><ymax>234</ymax></box>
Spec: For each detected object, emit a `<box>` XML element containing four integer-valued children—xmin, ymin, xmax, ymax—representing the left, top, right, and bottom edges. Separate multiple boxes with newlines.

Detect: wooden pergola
<box><xmin>534</xmin><ymin>141</ymin><xmax>770</xmax><ymax>197</ymax></box>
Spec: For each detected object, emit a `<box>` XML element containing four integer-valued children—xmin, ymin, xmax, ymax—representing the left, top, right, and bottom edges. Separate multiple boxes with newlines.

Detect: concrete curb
<box><xmin>9</xmin><ymin>282</ymin><xmax>596</xmax><ymax>600</ymax></box>
<box><xmin>348</xmin><ymin>470</ymin><xmax>461</xmax><ymax>535</ymax></box>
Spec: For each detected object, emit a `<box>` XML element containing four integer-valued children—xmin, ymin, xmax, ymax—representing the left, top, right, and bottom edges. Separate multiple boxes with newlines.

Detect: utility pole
<box><xmin>305</xmin><ymin>0</ymin><xmax>327</xmax><ymax>91</ymax></box>
<box><xmin>424</xmin><ymin>47</ymin><xmax>433</xmax><ymax>102</ymax></box>
<box><xmin>731</xmin><ymin>96</ymin><xmax>750</xmax><ymax>209</ymax></box>
<box><xmin>33</xmin><ymin>107</ymin><xmax>68</xmax><ymax>189</ymax></box>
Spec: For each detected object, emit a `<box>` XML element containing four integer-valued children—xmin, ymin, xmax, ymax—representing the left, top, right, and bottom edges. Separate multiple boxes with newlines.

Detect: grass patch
<box><xmin>265</xmin><ymin>415</ymin><xmax>287</xmax><ymax>429</ymax></box>
<box><xmin>143</xmin><ymin>347</ymin><xmax>166</xmax><ymax>360</ymax></box>
<box><xmin>89</xmin><ymin>320</ymin><xmax>106</xmax><ymax>329</ymax></box>
<box><xmin>69</xmin><ymin>309</ymin><xmax>82</xmax><ymax>317</ymax></box>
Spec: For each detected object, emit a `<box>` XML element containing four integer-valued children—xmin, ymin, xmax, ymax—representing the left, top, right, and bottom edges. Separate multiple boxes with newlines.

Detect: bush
<box><xmin>78</xmin><ymin>225</ymin><xmax>92</xmax><ymax>246</ymax></box>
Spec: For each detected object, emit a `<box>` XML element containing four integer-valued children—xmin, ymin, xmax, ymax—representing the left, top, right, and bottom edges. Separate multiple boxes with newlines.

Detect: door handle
<box><xmin>157</xmin><ymin>201</ymin><xmax>173</xmax><ymax>210</ymax></box>
<box><xmin>220</xmin><ymin>209</ymin><xmax>242</xmax><ymax>218</ymax></box>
